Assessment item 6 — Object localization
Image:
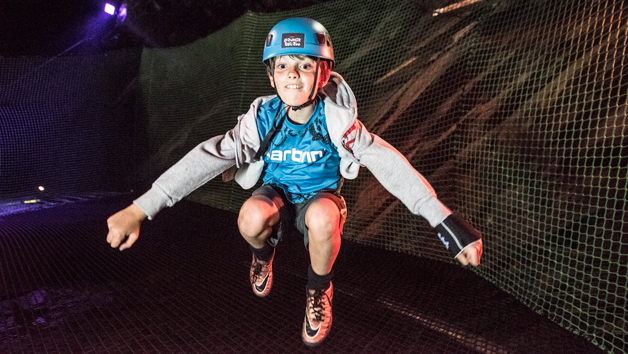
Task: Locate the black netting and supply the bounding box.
[0,198,606,353]
[0,48,143,205]
[135,1,627,352]
[1,0,626,352]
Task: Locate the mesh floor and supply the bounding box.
[2,1,627,351]
[0,197,603,353]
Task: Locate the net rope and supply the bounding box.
[138,1,626,351]
[1,0,625,352]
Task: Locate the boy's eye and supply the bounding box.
[276,64,286,69]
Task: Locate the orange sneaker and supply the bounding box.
[302,282,333,346]
[249,250,274,297]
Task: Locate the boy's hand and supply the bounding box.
[456,239,482,267]
[434,213,482,266]
[106,204,147,251]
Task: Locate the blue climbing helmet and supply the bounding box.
[262,17,334,65]
[262,18,335,112]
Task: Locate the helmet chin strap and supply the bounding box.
[271,57,321,112]
[255,58,321,161]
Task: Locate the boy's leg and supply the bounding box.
[238,194,280,249]
[299,194,346,346]
[305,197,342,276]
[238,187,284,297]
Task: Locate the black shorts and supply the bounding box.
[252,184,347,249]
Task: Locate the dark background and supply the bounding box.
[1,1,625,351]
[0,0,339,56]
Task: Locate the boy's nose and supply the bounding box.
[288,68,299,78]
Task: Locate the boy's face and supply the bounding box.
[268,55,323,107]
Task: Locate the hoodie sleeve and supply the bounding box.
[343,119,452,227]
[133,97,268,220]
[133,134,237,219]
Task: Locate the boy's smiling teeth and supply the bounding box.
[286,85,302,89]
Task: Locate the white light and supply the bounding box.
[38,186,45,191]
[433,0,483,16]
[104,3,116,15]
[375,57,416,84]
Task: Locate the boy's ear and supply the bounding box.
[268,72,275,88]
[318,71,331,88]
[318,75,330,88]
[317,61,332,88]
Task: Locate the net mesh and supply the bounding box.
[1,0,626,352]
[0,49,142,204]
[137,0,627,352]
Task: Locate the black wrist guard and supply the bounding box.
[434,213,482,258]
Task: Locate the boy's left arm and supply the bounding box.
[343,120,482,266]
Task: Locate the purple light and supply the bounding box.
[104,3,116,15]
[117,4,127,22]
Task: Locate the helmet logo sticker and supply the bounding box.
[282,33,305,48]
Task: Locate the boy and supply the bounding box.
[106,17,483,347]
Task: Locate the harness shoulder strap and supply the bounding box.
[254,108,287,161]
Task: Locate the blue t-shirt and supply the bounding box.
[257,97,342,203]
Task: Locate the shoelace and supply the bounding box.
[307,289,329,322]
[250,257,267,284]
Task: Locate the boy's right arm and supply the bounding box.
[105,135,238,251]
[106,203,147,251]
[105,96,270,250]
[104,137,236,251]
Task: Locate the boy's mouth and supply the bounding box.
[285,85,302,89]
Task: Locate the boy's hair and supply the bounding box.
[265,55,332,88]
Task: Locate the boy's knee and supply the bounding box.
[306,199,340,241]
[238,197,277,237]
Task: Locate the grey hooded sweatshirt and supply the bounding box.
[134,72,451,227]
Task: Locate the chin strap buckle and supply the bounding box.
[290,99,315,111]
